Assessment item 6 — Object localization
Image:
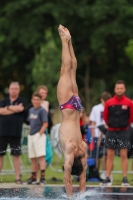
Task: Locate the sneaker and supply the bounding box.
[100,172,106,180]
[39,177,46,185]
[26,177,37,185]
[102,177,112,186]
[110,173,113,183]
[121,177,130,186]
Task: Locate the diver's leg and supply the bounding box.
[68,39,78,96]
[57,25,73,105]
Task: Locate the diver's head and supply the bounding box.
[62,157,83,176]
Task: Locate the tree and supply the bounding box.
[1,0,133,111]
[125,39,133,98]
[32,30,60,106]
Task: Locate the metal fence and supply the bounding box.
[1,124,133,176]
[1,124,30,175]
[1,124,63,175]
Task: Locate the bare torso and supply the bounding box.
[59,109,85,157]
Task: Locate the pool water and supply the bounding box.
[0,186,133,200]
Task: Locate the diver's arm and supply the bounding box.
[64,162,73,199]
[79,143,87,193]
[79,164,87,193]
[64,144,74,199]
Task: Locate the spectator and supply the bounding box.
[24,85,51,182]
[80,107,87,140]
[36,85,53,133]
[89,92,111,171]
[85,113,90,126]
[84,114,94,154]
[36,85,49,112]
[80,112,94,155]
[24,85,53,133]
[103,80,133,186]
[36,85,53,176]
[0,82,26,184]
[127,123,133,181]
[27,92,48,185]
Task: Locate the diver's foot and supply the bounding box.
[58,24,71,40]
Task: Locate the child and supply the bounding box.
[27,92,48,184]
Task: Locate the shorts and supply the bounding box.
[0,137,21,156]
[106,130,130,149]
[28,132,46,159]
[127,125,133,158]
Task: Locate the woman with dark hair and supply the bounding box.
[57,25,87,199]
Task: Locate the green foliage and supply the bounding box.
[32,30,60,105]
[0,0,133,110]
[125,39,133,65]
[1,153,133,185]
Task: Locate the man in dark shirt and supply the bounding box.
[103,80,133,186]
[0,82,26,184]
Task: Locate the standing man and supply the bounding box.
[0,82,26,184]
[89,92,111,171]
[103,80,133,186]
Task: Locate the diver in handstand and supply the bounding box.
[57,24,87,199]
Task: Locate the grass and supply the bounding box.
[0,151,64,184]
[0,150,133,186]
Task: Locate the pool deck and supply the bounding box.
[0,183,133,188]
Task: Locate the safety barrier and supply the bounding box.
[1,124,133,177]
[1,124,30,175]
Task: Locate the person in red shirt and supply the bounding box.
[80,107,86,140]
[103,80,133,186]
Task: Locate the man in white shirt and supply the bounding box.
[89,92,111,176]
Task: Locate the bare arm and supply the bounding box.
[64,143,74,199]
[0,107,15,115]
[79,166,87,194]
[79,142,87,194]
[64,162,73,199]
[39,122,48,135]
[90,121,96,138]
[8,103,24,113]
